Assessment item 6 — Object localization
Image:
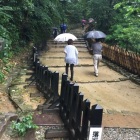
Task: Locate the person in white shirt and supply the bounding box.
[64,39,78,81]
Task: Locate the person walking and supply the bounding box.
[84,19,95,50]
[63,24,67,33]
[64,39,78,81]
[81,19,86,29]
[60,23,67,33]
[52,27,58,38]
[91,39,102,77]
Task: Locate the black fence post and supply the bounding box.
[48,71,60,109]
[60,73,67,101]
[51,71,59,100]
[81,99,91,139]
[75,92,84,139]
[65,81,74,125]
[62,81,73,124]
[45,70,52,97]
[69,83,79,125]
[90,104,103,127]
[39,65,45,91]
[59,74,68,119]
[37,65,43,90]
[68,83,79,140]
[42,66,48,92]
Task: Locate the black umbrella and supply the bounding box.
[84,30,106,39]
[83,31,90,39]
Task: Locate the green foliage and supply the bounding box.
[85,0,119,32]
[0,70,5,83]
[107,0,140,53]
[11,114,38,137]
[66,0,88,23]
[0,0,62,54]
[0,0,63,80]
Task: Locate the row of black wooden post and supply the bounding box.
[31,47,103,139]
[60,74,103,140]
[35,60,59,106]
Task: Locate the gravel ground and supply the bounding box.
[102,127,140,140]
[35,126,140,140]
[1,119,140,140]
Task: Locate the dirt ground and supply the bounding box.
[0,28,140,115]
[0,28,140,140]
[0,91,16,113]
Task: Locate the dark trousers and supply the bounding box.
[65,63,74,81]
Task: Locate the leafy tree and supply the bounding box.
[84,0,119,32]
[0,0,63,82]
[107,0,140,53]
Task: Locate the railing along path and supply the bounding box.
[26,28,140,139]
[27,38,103,139]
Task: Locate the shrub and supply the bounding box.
[11,114,38,136]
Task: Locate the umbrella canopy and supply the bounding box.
[54,33,77,42]
[83,31,91,39]
[88,18,94,23]
[82,19,86,23]
[85,30,106,39]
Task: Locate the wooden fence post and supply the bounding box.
[90,104,103,127]
[81,99,91,140]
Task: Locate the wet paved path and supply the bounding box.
[0,28,140,140]
[39,28,140,128]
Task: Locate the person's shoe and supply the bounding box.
[95,73,98,77]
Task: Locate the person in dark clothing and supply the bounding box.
[60,24,63,33]
[60,23,67,33]
[53,28,58,38]
[63,24,67,33]
[85,20,95,50]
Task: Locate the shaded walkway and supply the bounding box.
[39,28,140,128]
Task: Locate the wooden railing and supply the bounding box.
[60,74,103,140]
[28,47,103,139]
[102,44,140,76]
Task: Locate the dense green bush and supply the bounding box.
[0,0,63,82]
[107,0,140,53]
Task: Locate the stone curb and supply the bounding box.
[0,112,18,139]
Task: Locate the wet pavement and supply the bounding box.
[0,28,140,139]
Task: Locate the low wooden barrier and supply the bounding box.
[103,44,140,76]
[29,47,103,139]
[60,74,103,140]
[33,60,59,106]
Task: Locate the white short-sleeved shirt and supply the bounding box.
[64,45,78,65]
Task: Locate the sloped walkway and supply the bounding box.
[39,28,140,129]
[0,28,140,140]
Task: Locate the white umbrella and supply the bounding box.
[54,33,78,42]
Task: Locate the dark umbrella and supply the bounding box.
[85,30,106,39]
[83,31,91,39]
